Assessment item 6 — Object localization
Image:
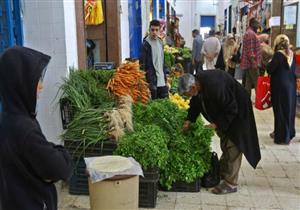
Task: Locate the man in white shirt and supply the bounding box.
[201,30,221,70]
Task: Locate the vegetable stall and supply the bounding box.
[59,61,214,208]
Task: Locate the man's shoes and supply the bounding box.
[211,181,237,195]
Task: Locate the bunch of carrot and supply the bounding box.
[107,61,150,104]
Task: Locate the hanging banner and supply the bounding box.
[85,0,104,25]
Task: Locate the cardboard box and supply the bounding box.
[89,175,139,210]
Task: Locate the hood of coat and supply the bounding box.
[0,46,51,118]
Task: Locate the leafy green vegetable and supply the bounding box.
[59,69,116,113]
[159,113,213,189]
[115,124,169,170]
[132,99,214,189]
[62,108,109,153]
[178,47,192,59]
[133,100,181,139]
[164,52,175,69]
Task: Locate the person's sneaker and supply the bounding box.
[211,181,237,195]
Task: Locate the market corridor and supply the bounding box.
[58,108,300,210]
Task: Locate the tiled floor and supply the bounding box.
[58,108,300,210]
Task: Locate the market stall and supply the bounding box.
[59,61,214,208]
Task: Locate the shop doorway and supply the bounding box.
[200,15,216,39]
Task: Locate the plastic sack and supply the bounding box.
[255,75,271,110]
[201,152,220,188]
[85,156,143,183]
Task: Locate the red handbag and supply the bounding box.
[255,75,271,110]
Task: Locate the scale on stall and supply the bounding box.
[94,62,115,70]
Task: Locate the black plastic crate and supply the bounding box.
[60,98,75,129]
[69,158,89,195]
[139,169,159,208]
[160,177,201,192]
[67,141,117,195]
[139,179,158,208]
[141,168,159,181]
[64,139,117,158]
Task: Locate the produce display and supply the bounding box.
[107,61,150,104]
[168,63,184,93]
[160,112,213,189]
[115,124,169,170]
[179,47,192,59]
[60,70,117,156]
[164,52,175,70]
[126,99,214,189]
[59,69,116,113]
[170,93,190,110]
[62,108,109,155]
[164,45,192,73]
[164,45,179,54]
[104,95,134,141]
[60,62,213,192]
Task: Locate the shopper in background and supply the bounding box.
[267,35,297,145]
[86,39,96,69]
[240,18,262,96]
[232,27,237,40]
[191,29,204,74]
[232,27,241,47]
[201,29,221,70]
[179,71,260,194]
[140,19,168,99]
[0,47,72,210]
[259,33,274,75]
[223,34,239,77]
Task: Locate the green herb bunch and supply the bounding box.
[131,99,214,189]
[115,124,169,170]
[133,99,182,139]
[159,111,214,189]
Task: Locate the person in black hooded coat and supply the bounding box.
[0,47,72,210]
[178,70,261,194]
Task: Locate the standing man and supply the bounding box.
[191,29,204,74]
[240,18,262,96]
[201,30,221,70]
[178,71,261,194]
[140,20,168,100]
